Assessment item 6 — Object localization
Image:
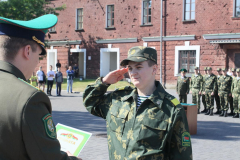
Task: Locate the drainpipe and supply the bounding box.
[160,0,163,84]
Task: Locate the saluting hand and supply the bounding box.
[102,68,128,85]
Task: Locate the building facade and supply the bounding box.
[37,0,240,88]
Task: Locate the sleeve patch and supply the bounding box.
[42,114,56,139]
[171,98,180,106]
[182,132,191,147]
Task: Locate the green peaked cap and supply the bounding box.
[0,14,58,34]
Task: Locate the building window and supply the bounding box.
[107,5,114,28]
[47,48,57,72]
[175,42,200,76]
[76,8,83,30]
[179,50,196,73]
[142,0,152,25]
[235,0,240,17]
[184,0,195,20]
[49,26,56,33]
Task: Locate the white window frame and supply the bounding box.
[47,46,58,72]
[233,0,240,17]
[141,0,152,25]
[183,0,195,21]
[76,8,83,30]
[174,41,200,76]
[105,5,114,28]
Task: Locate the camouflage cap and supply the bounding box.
[204,67,207,71]
[236,68,240,72]
[221,67,227,71]
[120,46,157,66]
[232,68,236,72]
[194,66,199,70]
[180,68,187,73]
[216,68,221,72]
[207,67,212,70]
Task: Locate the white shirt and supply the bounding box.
[36,70,43,81]
[47,70,55,81]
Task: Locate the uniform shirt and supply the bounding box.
[83,78,192,160]
[218,75,232,93]
[231,77,240,94]
[176,76,190,95]
[0,60,78,160]
[66,70,74,80]
[47,70,55,81]
[203,73,217,92]
[190,73,203,91]
[36,70,44,81]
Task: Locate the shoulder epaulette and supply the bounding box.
[18,78,41,91]
[165,94,180,107]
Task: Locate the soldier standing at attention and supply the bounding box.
[215,68,222,114]
[231,68,240,118]
[218,68,232,117]
[229,68,237,116]
[0,15,80,159]
[83,46,193,160]
[176,69,190,103]
[203,67,217,116]
[190,67,203,114]
[201,67,208,113]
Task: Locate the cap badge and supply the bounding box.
[32,36,45,47]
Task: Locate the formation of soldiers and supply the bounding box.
[176,67,240,118]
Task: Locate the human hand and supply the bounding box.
[199,91,201,95]
[66,151,82,160]
[229,93,232,97]
[232,95,234,98]
[102,68,128,85]
[202,92,205,95]
[190,91,192,94]
[211,92,214,96]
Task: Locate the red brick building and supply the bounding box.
[38,0,240,88]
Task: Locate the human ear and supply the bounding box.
[152,65,158,75]
[23,45,31,60]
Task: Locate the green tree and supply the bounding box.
[0,0,66,20]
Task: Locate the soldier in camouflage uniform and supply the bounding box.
[218,68,232,117]
[229,68,236,116]
[231,68,240,118]
[176,69,189,103]
[201,67,208,113]
[203,67,217,116]
[190,67,203,114]
[214,68,222,114]
[83,46,192,160]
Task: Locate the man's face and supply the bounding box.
[217,71,221,75]
[50,65,52,71]
[204,70,207,74]
[222,70,227,76]
[232,71,236,76]
[69,66,72,70]
[207,70,212,75]
[194,69,198,74]
[181,72,186,77]
[58,68,61,72]
[237,71,240,77]
[128,61,157,89]
[27,45,42,79]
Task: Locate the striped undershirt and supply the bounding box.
[137,95,150,109]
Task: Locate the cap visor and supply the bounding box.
[39,45,46,55]
[120,57,147,66]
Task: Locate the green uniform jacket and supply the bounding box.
[203,74,217,92]
[190,74,203,92]
[0,61,78,160]
[218,75,232,93]
[231,77,240,94]
[176,76,190,95]
[83,78,192,160]
[202,74,208,92]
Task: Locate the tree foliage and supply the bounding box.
[0,0,66,20]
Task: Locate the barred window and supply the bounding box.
[142,0,152,25]
[76,8,83,30]
[235,0,240,17]
[107,5,114,27]
[179,50,196,73]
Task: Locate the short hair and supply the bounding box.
[147,60,157,67]
[0,35,38,61]
[50,65,52,67]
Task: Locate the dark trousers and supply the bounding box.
[56,82,62,95]
[179,95,187,103]
[47,80,53,95]
[215,91,221,110]
[229,96,234,111]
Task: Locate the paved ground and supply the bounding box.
[50,89,240,160]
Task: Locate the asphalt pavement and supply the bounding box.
[49,89,240,160]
